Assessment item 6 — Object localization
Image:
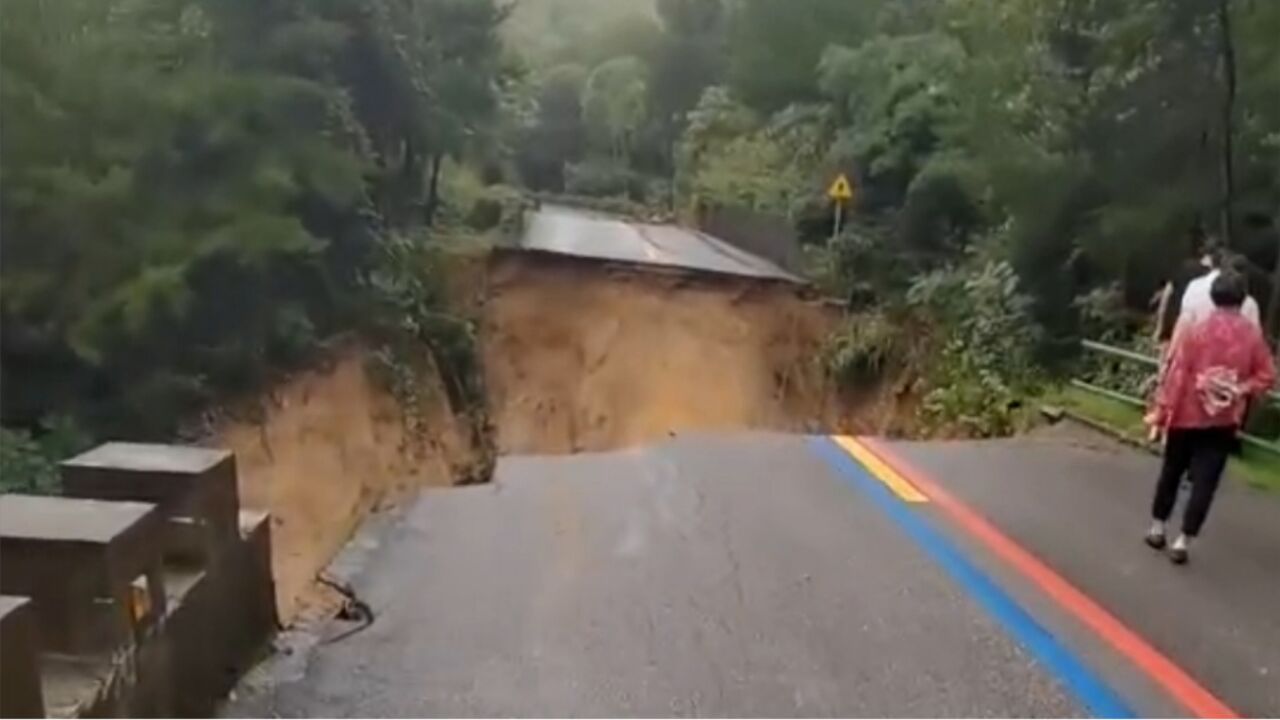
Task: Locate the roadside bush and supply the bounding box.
[0,416,93,495]
[565,159,644,200]
[359,231,495,483]
[0,429,59,495]
[361,234,485,419]
[466,197,505,231]
[529,192,651,220]
[909,260,1043,436]
[824,311,904,389]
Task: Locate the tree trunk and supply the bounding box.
[400,139,423,227]
[1217,0,1237,247]
[1267,219,1280,342]
[424,152,443,226]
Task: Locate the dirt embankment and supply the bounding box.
[213,348,471,621]
[211,249,916,621]
[482,252,911,454]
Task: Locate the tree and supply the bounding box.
[1217,0,1238,246]
[1,0,372,433]
[581,11,665,69]
[1233,0,1280,332]
[726,0,883,113]
[515,64,589,190]
[582,56,651,160]
[0,0,508,437]
[502,0,664,69]
[818,34,967,210]
[330,0,505,226]
[648,0,726,164]
[676,87,828,215]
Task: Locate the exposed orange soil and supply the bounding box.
[481,252,910,455]
[214,347,469,621]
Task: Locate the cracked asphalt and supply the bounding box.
[225,430,1280,717]
[520,205,800,282]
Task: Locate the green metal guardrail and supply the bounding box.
[1075,340,1280,456]
[1080,339,1280,405]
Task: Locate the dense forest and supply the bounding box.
[1,0,514,477]
[3,0,1279,478]
[504,0,1280,319]
[499,0,1280,434]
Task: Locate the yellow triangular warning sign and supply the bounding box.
[827,173,854,201]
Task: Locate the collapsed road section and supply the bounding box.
[480,205,909,454]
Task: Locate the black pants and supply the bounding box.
[1151,426,1235,536]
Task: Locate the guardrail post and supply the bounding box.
[0,596,45,719]
[1076,338,1280,456]
[0,495,166,654]
[60,443,239,568]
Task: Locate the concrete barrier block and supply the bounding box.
[0,596,45,719]
[61,443,239,567]
[0,495,166,654]
[167,510,277,716]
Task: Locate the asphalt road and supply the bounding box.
[893,431,1280,717]
[520,205,800,282]
[224,427,1280,717]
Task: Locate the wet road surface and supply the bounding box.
[225,428,1280,717]
[894,433,1280,717]
[520,206,800,282]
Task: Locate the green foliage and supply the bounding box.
[676,88,830,215]
[436,161,527,234]
[502,0,659,70]
[582,56,651,160]
[727,0,884,112]
[502,0,726,192]
[1074,320,1160,403]
[0,417,93,495]
[513,63,589,191]
[528,192,652,220]
[824,311,904,389]
[1047,385,1280,492]
[909,261,1043,436]
[501,0,1280,352]
[648,0,726,157]
[1,0,506,439]
[819,34,966,205]
[688,133,797,213]
[0,429,61,495]
[362,235,484,419]
[669,0,1280,434]
[565,159,646,200]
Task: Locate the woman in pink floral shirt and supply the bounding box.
[1144,271,1274,564]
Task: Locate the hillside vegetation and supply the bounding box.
[4,0,1279,479]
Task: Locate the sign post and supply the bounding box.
[827,173,855,245]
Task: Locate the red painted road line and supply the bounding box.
[859,437,1238,719]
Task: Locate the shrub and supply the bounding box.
[564,159,644,199]
[0,416,93,495]
[824,311,904,389]
[909,260,1043,436]
[466,197,505,231]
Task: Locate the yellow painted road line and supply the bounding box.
[831,436,929,503]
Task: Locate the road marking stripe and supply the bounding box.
[857,437,1238,719]
[832,435,928,502]
[812,436,1134,718]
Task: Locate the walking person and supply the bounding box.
[1176,247,1261,332]
[1144,271,1274,564]
[1152,233,1214,346]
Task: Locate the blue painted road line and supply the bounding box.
[810,436,1136,719]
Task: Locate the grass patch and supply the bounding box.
[1234,445,1280,492]
[1041,385,1280,492]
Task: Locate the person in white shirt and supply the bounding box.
[1177,251,1261,331]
